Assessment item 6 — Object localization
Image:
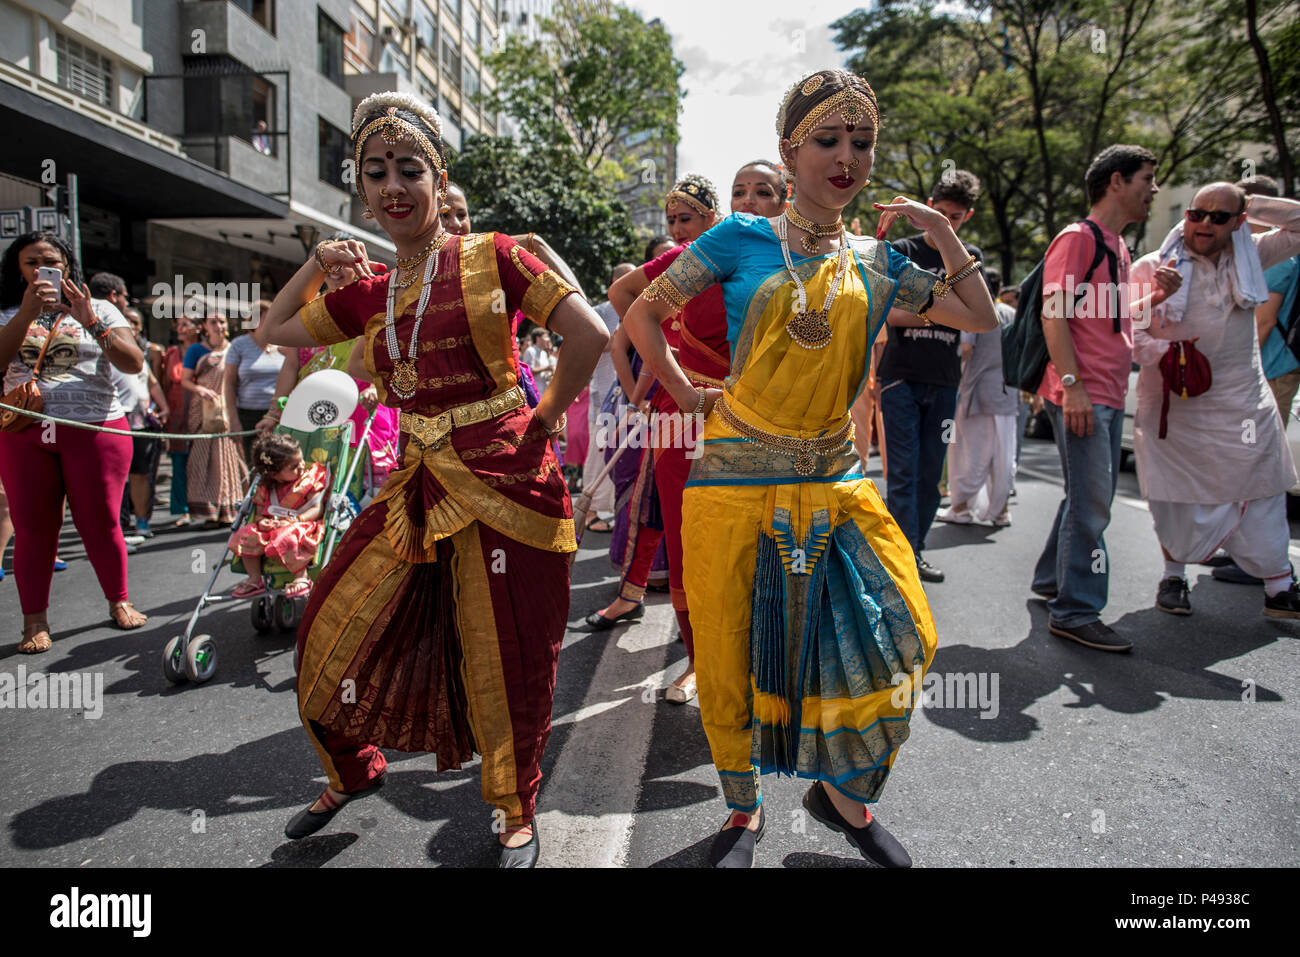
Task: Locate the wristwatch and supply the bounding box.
[1061,373,1079,387]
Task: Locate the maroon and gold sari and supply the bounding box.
[294,233,578,826]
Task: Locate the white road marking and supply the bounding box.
[536,602,679,867]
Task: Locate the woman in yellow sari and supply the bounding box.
[624,69,997,867]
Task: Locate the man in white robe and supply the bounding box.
[938,298,1019,526]
[1131,184,1300,618]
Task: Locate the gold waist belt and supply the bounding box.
[715,395,854,477]
[670,348,726,389]
[399,384,526,450]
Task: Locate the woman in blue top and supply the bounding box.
[624,69,997,868]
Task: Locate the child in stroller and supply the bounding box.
[228,432,328,600]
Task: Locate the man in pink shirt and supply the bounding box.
[1031,145,1163,652]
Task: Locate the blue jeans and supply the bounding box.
[1032,400,1124,627]
[880,378,958,555]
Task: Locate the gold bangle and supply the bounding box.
[543,411,566,435]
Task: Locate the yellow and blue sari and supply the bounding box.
[660,213,940,813]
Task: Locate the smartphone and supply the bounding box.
[35,267,65,307]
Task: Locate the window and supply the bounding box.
[465,6,481,47]
[462,63,479,100]
[229,0,275,35]
[440,38,461,89]
[446,0,462,22]
[318,10,345,87]
[380,41,409,75]
[346,11,377,70]
[181,56,277,156]
[439,96,462,151]
[414,2,438,54]
[319,117,349,188]
[56,33,113,107]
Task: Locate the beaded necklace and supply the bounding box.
[384,234,447,398]
[776,214,848,350]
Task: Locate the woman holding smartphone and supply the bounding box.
[0,231,149,654]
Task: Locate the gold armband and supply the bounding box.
[642,274,690,311]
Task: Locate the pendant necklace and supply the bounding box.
[776,214,848,350]
[384,234,447,398]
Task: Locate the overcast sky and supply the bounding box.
[625,0,860,200]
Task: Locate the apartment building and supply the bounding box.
[0,0,505,336]
[342,0,498,152]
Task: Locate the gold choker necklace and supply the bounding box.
[784,207,843,254]
[396,233,445,270]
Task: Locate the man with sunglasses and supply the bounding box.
[1131,181,1300,619]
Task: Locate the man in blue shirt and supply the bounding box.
[1243,176,1300,424]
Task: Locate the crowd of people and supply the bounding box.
[2,67,1298,870]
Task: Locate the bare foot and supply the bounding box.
[309,786,348,813]
[599,596,639,619]
[725,806,762,832]
[822,781,871,829]
[500,822,534,847]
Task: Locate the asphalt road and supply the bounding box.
[1,436,1297,868]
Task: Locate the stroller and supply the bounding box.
[162,371,376,685]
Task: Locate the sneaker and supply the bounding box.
[135,519,154,539]
[1156,577,1191,615]
[1212,562,1262,586]
[1263,581,1300,620]
[801,782,911,868]
[916,557,944,583]
[122,534,146,546]
[1049,619,1132,653]
[936,506,973,525]
[125,543,138,555]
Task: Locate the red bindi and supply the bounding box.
[845,124,857,132]
[385,151,394,159]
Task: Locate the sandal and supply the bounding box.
[231,580,266,599]
[18,622,52,655]
[584,517,613,533]
[283,579,312,599]
[109,601,148,629]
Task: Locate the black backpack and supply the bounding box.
[1002,219,1118,392]
[1279,256,1300,364]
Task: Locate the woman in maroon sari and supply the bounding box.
[261,92,607,867]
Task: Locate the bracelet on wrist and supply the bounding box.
[543,411,566,435]
[692,389,707,415]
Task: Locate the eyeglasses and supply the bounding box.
[1185,208,1241,226]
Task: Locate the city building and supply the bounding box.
[342,0,499,153]
[0,0,497,341]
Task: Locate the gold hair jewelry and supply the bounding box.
[784,205,843,255]
[352,107,443,202]
[801,75,825,96]
[260,452,274,466]
[664,175,717,217]
[788,87,879,145]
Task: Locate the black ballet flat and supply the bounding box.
[498,822,540,868]
[583,604,645,631]
[709,811,765,868]
[802,782,911,868]
[283,775,386,840]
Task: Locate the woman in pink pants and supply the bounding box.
[0,232,148,654]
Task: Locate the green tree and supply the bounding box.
[482,0,685,171]
[448,134,640,297]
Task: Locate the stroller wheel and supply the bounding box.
[183,635,218,684]
[250,595,274,634]
[274,595,299,632]
[162,636,187,684]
